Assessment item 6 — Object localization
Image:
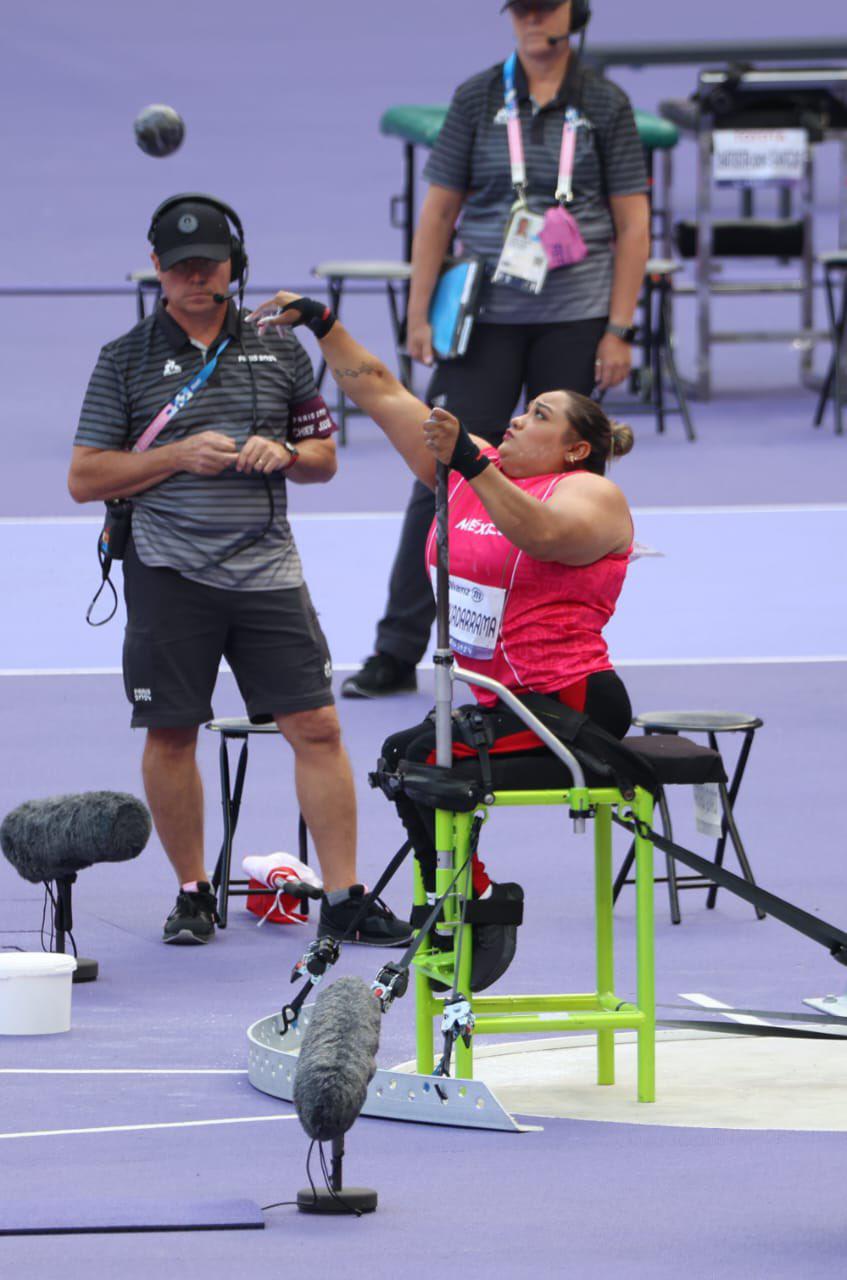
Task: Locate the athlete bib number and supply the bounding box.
[431,569,506,660]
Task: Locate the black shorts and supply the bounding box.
[121,538,334,729]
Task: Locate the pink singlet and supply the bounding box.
[424,448,631,707]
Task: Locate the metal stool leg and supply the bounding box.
[813,355,835,427]
[705,728,760,916]
[612,840,635,903]
[386,282,412,389]
[653,286,666,435]
[717,779,766,920]
[828,268,847,436]
[658,792,681,926]
[659,286,697,442]
[212,736,249,928]
[297,812,311,919]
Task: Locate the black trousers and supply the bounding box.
[380,671,631,894]
[376,317,607,664]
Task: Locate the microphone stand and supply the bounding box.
[52,874,98,984]
[296,1133,378,1215]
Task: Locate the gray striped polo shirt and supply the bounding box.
[424,59,648,324]
[74,302,335,591]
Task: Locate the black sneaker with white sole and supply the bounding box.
[318,885,413,947]
[163,882,218,945]
[341,653,417,699]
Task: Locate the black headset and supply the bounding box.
[147,192,248,284]
[570,0,591,33]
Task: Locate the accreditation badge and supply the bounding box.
[492,206,548,295]
[430,568,506,660]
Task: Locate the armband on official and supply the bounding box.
[449,422,490,481]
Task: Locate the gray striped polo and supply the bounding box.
[423,59,648,324]
[74,301,335,591]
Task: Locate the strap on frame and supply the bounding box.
[615,812,847,966]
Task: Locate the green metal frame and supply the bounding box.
[413,785,656,1102]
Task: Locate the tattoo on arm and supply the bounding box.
[332,362,384,381]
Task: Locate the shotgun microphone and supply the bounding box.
[293,976,381,1142]
[1,792,152,882]
[292,976,381,1215]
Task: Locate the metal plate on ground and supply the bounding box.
[803,994,847,1019]
[247,1010,529,1133]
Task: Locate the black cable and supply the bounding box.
[40,882,77,957]
[85,537,119,627]
[318,1142,363,1218]
[261,1138,319,1212]
[41,883,54,952]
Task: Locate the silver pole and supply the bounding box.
[433,459,453,773]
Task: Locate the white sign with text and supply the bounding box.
[712,129,808,186]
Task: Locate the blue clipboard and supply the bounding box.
[428,256,483,360]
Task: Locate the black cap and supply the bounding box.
[501,0,566,10]
[151,200,232,270]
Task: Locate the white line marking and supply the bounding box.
[2,655,846,678]
[1,503,845,528]
[631,504,847,516]
[0,1068,247,1076]
[616,655,847,668]
[680,992,771,1028]
[0,1114,298,1140]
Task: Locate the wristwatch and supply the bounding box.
[605,322,637,344]
[281,440,300,469]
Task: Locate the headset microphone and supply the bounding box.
[547,32,569,45]
[212,291,236,304]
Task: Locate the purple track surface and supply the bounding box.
[3,3,847,1275]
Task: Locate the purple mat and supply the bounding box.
[0,1198,263,1236]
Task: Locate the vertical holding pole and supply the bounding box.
[594,803,615,1086]
[433,460,453,772]
[413,855,435,1074]
[634,790,656,1103]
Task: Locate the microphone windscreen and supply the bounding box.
[0,792,152,883]
[293,976,382,1142]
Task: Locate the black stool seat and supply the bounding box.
[634,710,762,734]
[819,250,847,268]
[624,734,726,786]
[205,718,281,738]
[615,708,764,926]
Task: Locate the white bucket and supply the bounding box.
[0,953,77,1035]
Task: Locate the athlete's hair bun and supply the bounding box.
[609,421,634,459]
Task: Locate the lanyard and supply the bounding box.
[134,336,232,453]
[503,52,578,206]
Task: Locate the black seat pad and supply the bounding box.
[623,734,727,786]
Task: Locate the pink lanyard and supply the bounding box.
[503,52,578,206]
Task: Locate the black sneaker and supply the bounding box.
[470,881,524,992]
[318,885,413,947]
[341,653,417,699]
[162,882,218,945]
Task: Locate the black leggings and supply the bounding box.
[380,670,632,893]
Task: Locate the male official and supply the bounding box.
[68,193,410,947]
